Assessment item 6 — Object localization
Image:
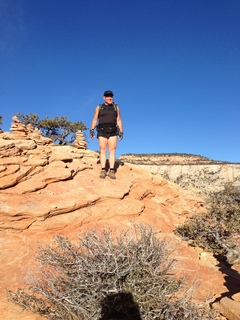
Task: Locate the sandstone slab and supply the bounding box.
[220,297,240,320]
[0,137,239,319]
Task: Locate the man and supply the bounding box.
[90,90,123,179]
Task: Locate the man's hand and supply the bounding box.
[90,129,95,140]
[118,132,123,140]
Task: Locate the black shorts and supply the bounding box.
[97,124,118,139]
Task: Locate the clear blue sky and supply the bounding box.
[1,0,240,162]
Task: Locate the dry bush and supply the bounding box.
[8,224,215,319]
[175,184,240,264]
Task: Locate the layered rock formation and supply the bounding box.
[0,134,239,319]
[120,154,240,194]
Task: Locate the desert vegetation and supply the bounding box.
[162,168,232,196]
[8,224,217,320]
[175,183,240,264]
[15,112,87,145]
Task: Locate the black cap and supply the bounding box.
[103,90,114,97]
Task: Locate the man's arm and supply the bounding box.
[91,106,99,130]
[116,106,123,132]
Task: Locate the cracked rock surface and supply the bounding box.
[0,136,239,319]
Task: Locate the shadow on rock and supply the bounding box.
[213,255,240,303]
[99,292,142,320]
[96,159,124,172]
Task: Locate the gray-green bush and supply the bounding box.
[8,224,216,319]
[175,184,240,264]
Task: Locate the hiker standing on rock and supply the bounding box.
[90,90,123,179]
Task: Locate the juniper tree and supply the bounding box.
[16,112,86,145]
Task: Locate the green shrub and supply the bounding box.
[175,184,240,263]
[8,224,216,319]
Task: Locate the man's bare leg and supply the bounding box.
[98,136,108,169]
[108,136,117,170]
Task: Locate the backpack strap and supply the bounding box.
[98,103,118,117]
[114,102,118,113]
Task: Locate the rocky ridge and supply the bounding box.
[120,153,240,194]
[0,132,240,319]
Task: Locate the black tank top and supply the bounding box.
[98,104,117,125]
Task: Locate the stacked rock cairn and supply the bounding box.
[74,130,87,149]
[10,116,29,139]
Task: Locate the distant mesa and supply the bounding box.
[119,153,236,165]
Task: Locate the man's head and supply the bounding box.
[103,90,114,105]
[103,90,114,97]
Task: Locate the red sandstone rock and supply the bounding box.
[0,135,239,320]
[219,297,240,320]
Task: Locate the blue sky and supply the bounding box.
[1,0,240,162]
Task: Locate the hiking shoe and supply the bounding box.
[108,170,116,180]
[99,169,106,179]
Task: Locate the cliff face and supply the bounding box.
[0,136,240,319]
[120,153,216,165]
[120,154,240,194]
